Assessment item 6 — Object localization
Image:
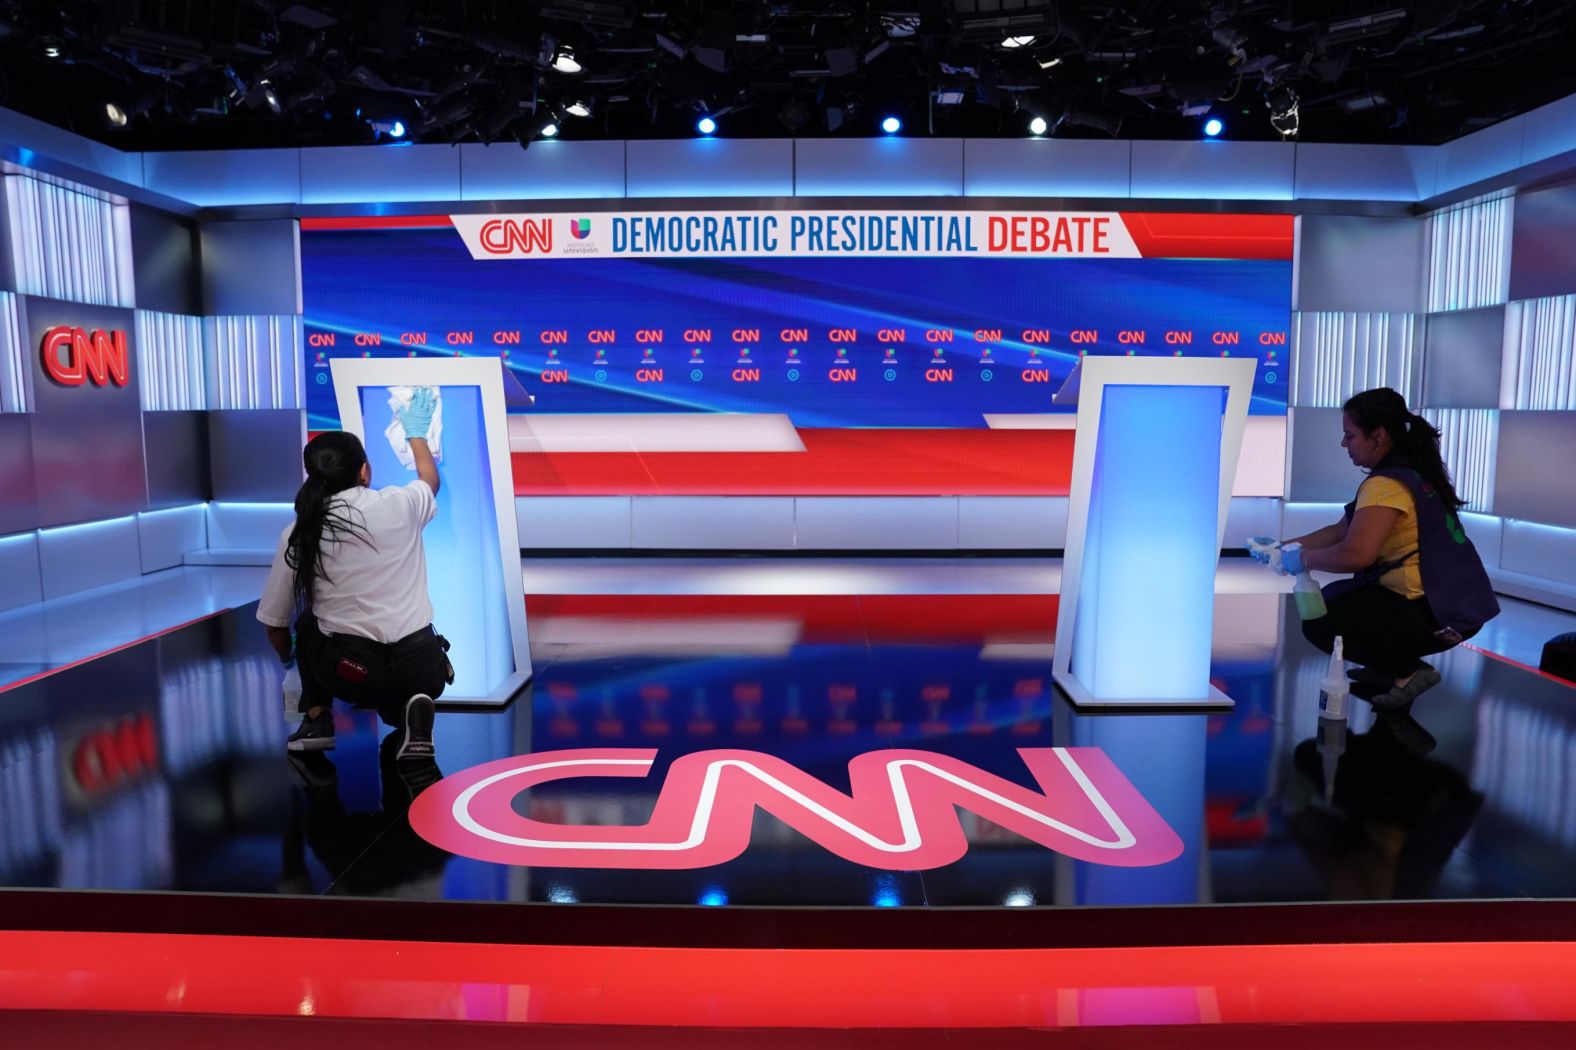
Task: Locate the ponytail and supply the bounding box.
[285,432,373,606]
[1343,388,1467,511]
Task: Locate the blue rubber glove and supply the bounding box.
[1245,536,1279,563]
[1274,543,1307,576]
[396,387,438,440]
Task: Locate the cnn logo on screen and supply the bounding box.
[40,326,130,388]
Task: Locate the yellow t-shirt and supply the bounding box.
[1355,476,1424,599]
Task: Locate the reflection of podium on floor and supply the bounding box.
[330,358,532,706]
[1052,357,1256,710]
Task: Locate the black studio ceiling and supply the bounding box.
[0,1,1572,151]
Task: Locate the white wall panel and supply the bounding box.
[1500,520,1576,590]
[1281,502,1348,540]
[134,310,206,411]
[36,515,141,600]
[204,315,304,410]
[627,140,793,198]
[1435,118,1527,195]
[1502,295,1576,410]
[1130,140,1295,200]
[1293,143,1437,202]
[204,502,293,552]
[459,140,626,201]
[3,174,134,308]
[299,144,461,204]
[632,497,795,549]
[1420,408,1498,514]
[1291,311,1418,408]
[136,504,207,574]
[1427,195,1512,312]
[957,497,1068,549]
[1459,511,1502,570]
[141,149,302,207]
[794,139,964,197]
[516,497,632,549]
[1224,499,1283,549]
[794,497,958,550]
[0,291,25,412]
[962,139,1131,198]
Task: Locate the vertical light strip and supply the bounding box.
[202,315,303,409]
[1291,311,1418,408]
[0,291,27,413]
[133,311,206,411]
[1502,295,1576,410]
[1421,407,1498,513]
[1,173,134,308]
[1426,194,1512,313]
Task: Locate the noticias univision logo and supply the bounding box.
[570,218,592,240]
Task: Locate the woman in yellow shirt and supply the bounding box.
[1278,388,1498,710]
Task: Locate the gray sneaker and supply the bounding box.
[395,693,436,760]
[1370,664,1442,711]
[286,710,336,751]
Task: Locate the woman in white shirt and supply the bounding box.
[258,389,449,757]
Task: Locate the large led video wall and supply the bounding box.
[302,208,1293,495]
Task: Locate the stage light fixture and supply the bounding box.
[1001,35,1036,48]
[1267,86,1299,139]
[541,120,560,138]
[697,115,717,135]
[36,36,63,59]
[390,120,406,138]
[1203,117,1223,137]
[552,46,581,74]
[103,102,130,128]
[1028,115,1048,136]
[260,79,281,115]
[565,100,593,118]
[881,115,902,134]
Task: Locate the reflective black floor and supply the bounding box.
[3,589,1574,909]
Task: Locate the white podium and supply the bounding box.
[330,358,532,706]
[1052,357,1256,710]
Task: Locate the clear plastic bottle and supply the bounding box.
[1293,571,1328,620]
[1318,636,1349,719]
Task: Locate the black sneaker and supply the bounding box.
[287,710,336,751]
[395,693,436,760]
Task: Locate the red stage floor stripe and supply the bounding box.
[2,933,1575,1028]
[1461,643,1576,690]
[524,593,1059,643]
[513,428,1076,495]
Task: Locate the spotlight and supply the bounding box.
[1203,117,1223,137]
[565,100,593,118]
[697,115,717,135]
[35,36,63,59]
[1001,35,1036,48]
[370,117,406,139]
[1268,86,1300,139]
[103,102,130,128]
[1028,115,1048,136]
[260,79,281,115]
[540,121,560,138]
[881,115,901,134]
[552,46,581,74]
[390,119,406,139]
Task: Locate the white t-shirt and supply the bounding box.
[257,480,437,643]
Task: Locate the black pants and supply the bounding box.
[1301,582,1469,677]
[295,614,449,727]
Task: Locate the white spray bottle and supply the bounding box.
[1316,636,1349,801]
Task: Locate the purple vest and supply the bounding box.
[1341,464,1500,637]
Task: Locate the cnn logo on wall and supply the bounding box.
[40,325,130,387]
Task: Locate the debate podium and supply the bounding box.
[330,357,532,706]
[1052,357,1256,710]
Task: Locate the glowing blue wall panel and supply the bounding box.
[627,139,793,198]
[632,497,795,550]
[1522,93,1576,169]
[794,497,957,550]
[141,149,303,207]
[1130,141,1295,201]
[794,138,964,197]
[300,144,461,205]
[0,107,144,187]
[1501,520,1576,589]
[1070,385,1221,699]
[358,386,513,695]
[1294,143,1438,202]
[204,502,292,551]
[961,139,1131,198]
[36,515,140,600]
[0,532,43,611]
[1437,119,1525,195]
[459,141,625,201]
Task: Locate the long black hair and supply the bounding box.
[285,431,374,605]
[1343,387,1466,511]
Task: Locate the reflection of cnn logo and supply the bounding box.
[478,218,553,255]
[41,325,130,387]
[409,747,1182,871]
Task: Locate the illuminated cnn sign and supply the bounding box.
[409,746,1182,870]
[40,325,130,387]
[477,217,553,256]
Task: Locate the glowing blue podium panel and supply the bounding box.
[1053,358,1255,710]
[330,358,531,706]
